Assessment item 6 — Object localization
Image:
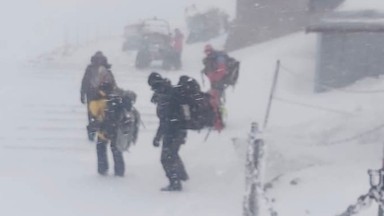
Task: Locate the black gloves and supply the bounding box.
[81,94,86,104]
[153,136,161,147]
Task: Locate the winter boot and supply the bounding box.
[111,144,125,177]
[114,173,124,177]
[161,180,182,192]
[98,169,108,176]
[179,170,189,182]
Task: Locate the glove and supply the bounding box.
[176,131,187,145]
[81,94,86,104]
[153,136,161,147]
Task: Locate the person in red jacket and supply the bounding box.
[202,44,228,130]
[172,28,184,70]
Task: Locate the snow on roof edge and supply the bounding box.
[337,0,384,13]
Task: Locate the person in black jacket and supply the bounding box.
[80,51,116,141]
[148,72,189,191]
[88,81,134,176]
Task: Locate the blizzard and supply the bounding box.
[0,0,383,216]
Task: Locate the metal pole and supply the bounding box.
[379,143,384,216]
[243,122,260,216]
[243,122,267,216]
[201,70,205,88]
[382,143,384,170]
[263,60,281,129]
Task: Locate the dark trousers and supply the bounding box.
[174,52,182,70]
[161,129,188,183]
[96,137,125,176]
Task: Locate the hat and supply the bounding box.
[91,51,110,68]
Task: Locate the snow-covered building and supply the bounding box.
[226,0,344,51]
[307,0,384,92]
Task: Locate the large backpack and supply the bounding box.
[173,76,215,130]
[203,52,240,88]
[102,92,140,152]
[224,57,240,87]
[115,107,140,152]
[100,94,126,139]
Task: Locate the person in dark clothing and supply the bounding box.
[148,72,189,191]
[80,51,116,141]
[88,81,134,177]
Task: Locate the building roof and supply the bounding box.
[337,0,384,13]
[307,21,384,33]
[307,2,384,33]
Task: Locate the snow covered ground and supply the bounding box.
[3,3,384,216]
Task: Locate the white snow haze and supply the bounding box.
[0,0,383,216]
[0,0,235,63]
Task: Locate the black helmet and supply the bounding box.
[178,75,189,84]
[148,72,163,87]
[178,75,200,92]
[148,72,172,92]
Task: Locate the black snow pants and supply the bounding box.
[161,129,188,184]
[174,52,182,70]
[96,137,125,176]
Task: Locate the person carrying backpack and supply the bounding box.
[201,45,227,130]
[201,44,240,130]
[80,51,116,141]
[148,72,189,191]
[88,80,136,177]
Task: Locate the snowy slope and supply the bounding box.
[2,33,245,216]
[227,32,384,216]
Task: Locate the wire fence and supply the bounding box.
[268,60,384,146]
[274,96,354,116]
[325,123,384,145]
[336,183,384,216]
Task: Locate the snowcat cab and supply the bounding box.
[135,18,175,70]
[185,6,229,44]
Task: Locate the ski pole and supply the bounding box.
[201,70,205,87]
[140,119,147,129]
[204,128,212,142]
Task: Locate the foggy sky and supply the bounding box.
[0,0,185,62]
[0,0,234,63]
